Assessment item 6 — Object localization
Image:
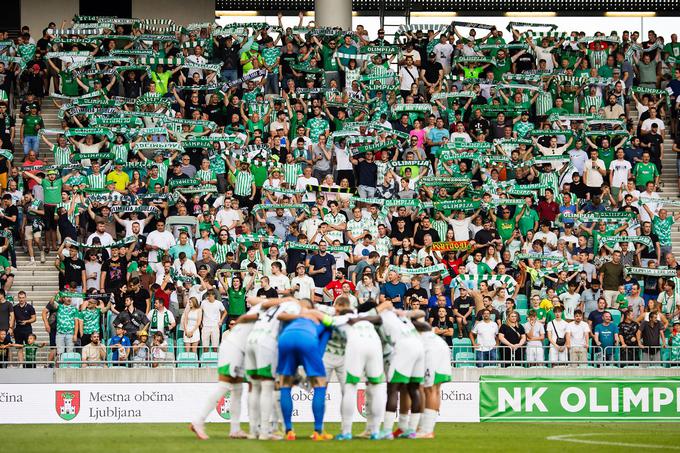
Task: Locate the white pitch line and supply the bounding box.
[546,433,680,450]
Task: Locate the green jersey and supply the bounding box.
[23,114,43,136]
[652,215,674,247]
[233,169,254,197]
[53,145,74,166]
[79,308,102,335]
[55,302,77,334]
[634,162,659,187]
[41,178,63,205]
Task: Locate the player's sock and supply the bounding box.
[312,386,327,433]
[383,411,396,433]
[341,383,357,434]
[398,413,409,431]
[274,389,283,432]
[249,380,262,435]
[230,383,243,434]
[369,383,387,433]
[408,412,421,432]
[422,408,437,433]
[193,381,230,426]
[280,386,294,433]
[259,380,275,436]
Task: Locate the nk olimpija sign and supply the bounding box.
[480,376,680,421]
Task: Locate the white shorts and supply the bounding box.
[245,335,278,379]
[323,352,346,382]
[422,332,452,387]
[345,332,384,384]
[387,336,425,384]
[217,337,245,378]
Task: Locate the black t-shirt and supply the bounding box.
[13,303,35,328]
[257,287,278,299]
[474,228,497,246]
[453,295,474,315]
[423,61,443,84]
[640,232,660,259]
[101,257,128,290]
[280,51,297,76]
[499,323,526,345]
[0,205,18,229]
[219,41,241,70]
[430,316,454,346]
[0,300,11,330]
[63,257,86,287]
[414,227,440,247]
[127,288,150,313]
[390,215,415,237]
[356,160,378,187]
[405,287,428,305]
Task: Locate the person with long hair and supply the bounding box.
[182,296,203,354]
[498,311,526,366]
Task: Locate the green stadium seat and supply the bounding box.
[515,309,528,324]
[167,336,175,358]
[201,352,218,368]
[455,352,475,367]
[177,352,199,368]
[515,295,528,310]
[176,337,185,354]
[60,352,82,368]
[451,337,473,357]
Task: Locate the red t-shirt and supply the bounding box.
[22,159,45,190]
[153,288,170,309]
[325,279,355,298]
[536,200,559,222]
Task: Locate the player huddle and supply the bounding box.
[190,295,452,440]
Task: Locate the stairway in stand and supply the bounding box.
[12,96,60,358]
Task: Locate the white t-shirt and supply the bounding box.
[547,318,569,345]
[145,230,176,263]
[269,273,291,294]
[472,320,499,352]
[641,118,665,133]
[433,42,453,67]
[559,292,582,320]
[215,208,241,237]
[200,299,225,327]
[610,159,632,188]
[566,321,591,348]
[296,176,319,203]
[399,65,419,91]
[449,218,471,241]
[584,159,606,187]
[86,231,114,247]
[291,275,316,299]
[334,145,352,170]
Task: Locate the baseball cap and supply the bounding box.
[32,63,40,71]
[114,158,125,165]
[115,323,125,329]
[250,43,259,51]
[46,169,58,176]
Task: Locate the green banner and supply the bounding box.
[480,376,680,421]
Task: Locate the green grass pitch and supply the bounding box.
[3,423,680,452]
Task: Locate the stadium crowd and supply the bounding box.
[0,13,679,370]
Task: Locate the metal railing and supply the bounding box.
[450,344,680,368]
[0,344,678,369]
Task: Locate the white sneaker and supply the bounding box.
[40,251,45,263]
[28,260,36,267]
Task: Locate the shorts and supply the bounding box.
[24,225,41,240]
[277,329,326,378]
[217,336,246,378]
[387,336,425,384]
[344,331,384,384]
[323,351,346,382]
[245,335,277,378]
[14,328,32,345]
[44,205,57,231]
[422,332,452,387]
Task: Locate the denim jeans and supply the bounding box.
[221,69,238,82]
[56,333,74,356]
[358,185,376,199]
[23,135,39,156]
[476,348,497,367]
[265,73,280,95]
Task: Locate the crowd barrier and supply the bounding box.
[1,377,679,423]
